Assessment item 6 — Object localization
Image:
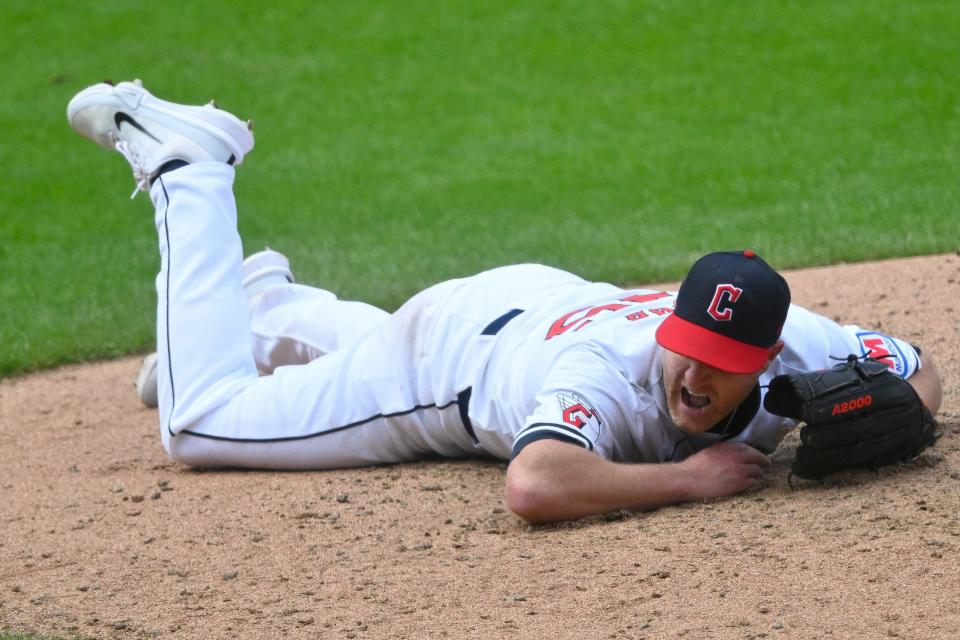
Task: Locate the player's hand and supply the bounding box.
[678,442,771,500]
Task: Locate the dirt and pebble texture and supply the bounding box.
[1,254,959,640]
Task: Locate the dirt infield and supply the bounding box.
[2,254,958,640]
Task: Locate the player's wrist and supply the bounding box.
[670,461,704,502]
[632,460,701,507]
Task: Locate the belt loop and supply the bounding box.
[481,308,524,336]
[457,388,478,444]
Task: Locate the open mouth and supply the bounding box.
[681,385,711,410]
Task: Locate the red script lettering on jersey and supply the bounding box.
[545,292,670,340]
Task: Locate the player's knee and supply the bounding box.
[165,434,218,468]
[164,435,193,467]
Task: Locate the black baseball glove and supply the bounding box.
[763,355,938,480]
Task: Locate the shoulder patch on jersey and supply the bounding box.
[556,391,603,439]
[853,331,919,379]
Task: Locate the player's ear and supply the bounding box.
[765,340,785,368]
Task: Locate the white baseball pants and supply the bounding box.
[150,163,482,469]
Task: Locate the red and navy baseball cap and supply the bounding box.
[655,250,791,374]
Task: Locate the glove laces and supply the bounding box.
[829,352,893,364]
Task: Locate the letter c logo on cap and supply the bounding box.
[707,284,743,321]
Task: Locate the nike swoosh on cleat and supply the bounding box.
[114,112,162,143]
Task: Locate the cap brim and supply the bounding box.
[655,314,771,374]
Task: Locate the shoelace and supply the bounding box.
[113,138,150,199]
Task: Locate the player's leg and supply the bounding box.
[153,163,269,449]
[152,168,470,467]
[248,279,389,374]
[136,248,389,408]
[240,247,390,370]
[135,247,294,408]
[67,80,472,468]
[135,250,389,407]
[68,79,256,433]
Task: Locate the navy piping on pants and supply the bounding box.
[157,175,178,438]
[179,398,463,443]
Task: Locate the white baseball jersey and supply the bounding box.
[462,272,920,462]
[151,164,921,470]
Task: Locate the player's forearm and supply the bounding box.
[505,440,694,523]
[908,352,942,415]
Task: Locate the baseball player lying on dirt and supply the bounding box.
[67,80,943,524]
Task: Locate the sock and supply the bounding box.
[150,160,190,185]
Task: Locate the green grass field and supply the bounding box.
[1,0,958,377]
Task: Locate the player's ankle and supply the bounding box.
[150,159,190,186]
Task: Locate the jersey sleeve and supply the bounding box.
[510,347,635,460]
[840,326,921,379]
[780,305,922,379]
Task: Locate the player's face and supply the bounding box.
[661,345,781,434]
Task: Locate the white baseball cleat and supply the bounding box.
[135,248,295,408]
[67,79,254,196]
[241,248,296,300]
[136,352,160,409]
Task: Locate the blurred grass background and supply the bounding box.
[1,0,958,376]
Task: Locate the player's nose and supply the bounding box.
[684,360,713,388]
